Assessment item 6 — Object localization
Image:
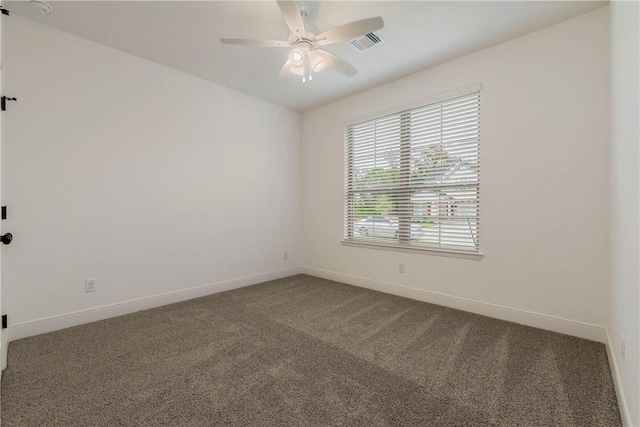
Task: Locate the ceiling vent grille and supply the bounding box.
[349,32,384,51]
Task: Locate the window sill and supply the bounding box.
[340,240,483,260]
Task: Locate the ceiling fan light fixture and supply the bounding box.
[310,53,325,72]
[290,49,304,65]
[289,63,304,76]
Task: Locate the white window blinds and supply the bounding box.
[344,90,480,253]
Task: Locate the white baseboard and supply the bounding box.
[8,265,606,344]
[1,329,7,370]
[302,267,606,343]
[605,329,632,427]
[9,267,302,342]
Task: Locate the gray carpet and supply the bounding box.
[1,275,621,426]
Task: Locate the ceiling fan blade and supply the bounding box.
[277,1,306,38]
[316,17,384,46]
[278,60,292,79]
[279,59,304,78]
[220,38,290,47]
[316,49,358,77]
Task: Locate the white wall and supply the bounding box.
[1,15,301,338]
[302,8,610,340]
[609,1,640,425]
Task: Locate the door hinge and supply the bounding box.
[2,315,7,329]
[1,96,17,111]
[2,206,6,220]
[0,7,9,16]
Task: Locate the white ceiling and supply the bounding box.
[5,1,606,112]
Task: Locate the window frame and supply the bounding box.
[341,83,483,260]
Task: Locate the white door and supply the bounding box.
[0,3,7,373]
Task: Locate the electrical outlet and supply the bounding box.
[85,279,96,293]
[399,263,405,273]
[283,251,288,260]
[621,335,626,361]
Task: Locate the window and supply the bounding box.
[344,87,480,255]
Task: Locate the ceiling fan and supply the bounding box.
[220,1,384,82]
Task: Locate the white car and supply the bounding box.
[355,216,424,239]
[355,216,397,238]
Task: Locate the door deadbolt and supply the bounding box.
[1,233,12,245]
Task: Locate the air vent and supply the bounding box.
[349,32,384,51]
